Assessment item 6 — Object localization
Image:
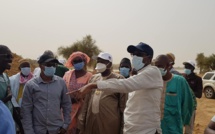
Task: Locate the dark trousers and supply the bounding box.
[13,111,24,134]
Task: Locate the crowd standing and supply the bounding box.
[0,42,205,134]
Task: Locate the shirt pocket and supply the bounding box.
[165,92,178,115]
[32,88,43,102]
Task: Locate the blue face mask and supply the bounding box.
[132,55,145,71]
[158,68,167,76]
[74,62,85,70]
[44,66,56,77]
[184,69,191,75]
[21,67,31,76]
[120,67,130,78]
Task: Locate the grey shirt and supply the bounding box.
[21,75,71,134]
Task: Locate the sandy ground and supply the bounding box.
[194,96,215,134]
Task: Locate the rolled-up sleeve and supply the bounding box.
[21,83,35,134]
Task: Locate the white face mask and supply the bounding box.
[132,55,145,71]
[95,63,107,73]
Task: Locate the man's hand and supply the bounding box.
[1,94,12,103]
[66,83,97,98]
[58,127,66,134]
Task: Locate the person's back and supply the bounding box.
[55,64,69,77]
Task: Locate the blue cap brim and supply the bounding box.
[127,45,138,53]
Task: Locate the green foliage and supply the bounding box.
[196,53,215,73]
[57,35,101,67]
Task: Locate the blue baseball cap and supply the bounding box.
[127,42,154,57]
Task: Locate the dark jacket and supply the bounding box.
[184,73,203,98]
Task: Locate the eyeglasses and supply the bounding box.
[42,63,57,67]
[0,54,13,59]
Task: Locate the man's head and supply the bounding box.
[0,45,13,73]
[119,58,131,78]
[166,53,175,66]
[127,42,153,71]
[18,59,31,76]
[154,54,171,79]
[38,52,60,77]
[95,52,112,74]
[183,60,195,75]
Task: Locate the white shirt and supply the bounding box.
[97,65,163,134]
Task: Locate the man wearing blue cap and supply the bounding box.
[69,42,163,134]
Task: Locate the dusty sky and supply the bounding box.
[1,0,215,67]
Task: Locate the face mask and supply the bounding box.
[73,62,85,70]
[95,63,107,73]
[159,68,167,76]
[44,66,56,77]
[21,67,31,76]
[184,69,191,75]
[120,67,130,78]
[132,55,145,71]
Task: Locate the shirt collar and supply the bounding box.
[37,75,57,84]
[138,64,151,73]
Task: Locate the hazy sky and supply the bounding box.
[1,0,215,67]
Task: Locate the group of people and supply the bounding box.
[0,42,207,134]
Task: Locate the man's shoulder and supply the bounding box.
[172,74,187,82]
[193,73,202,79]
[25,76,38,85]
[89,73,101,82]
[54,75,64,80]
[9,73,20,78]
[141,65,160,75]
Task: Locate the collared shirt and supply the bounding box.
[97,65,163,134]
[21,75,71,134]
[0,100,16,134]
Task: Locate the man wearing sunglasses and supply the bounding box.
[72,42,163,134]
[0,44,16,134]
[21,53,71,134]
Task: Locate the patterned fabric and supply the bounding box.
[63,70,92,134]
[19,73,33,84]
[69,72,86,92]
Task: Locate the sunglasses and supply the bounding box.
[72,59,83,64]
[0,54,13,59]
[42,63,57,67]
[131,51,148,57]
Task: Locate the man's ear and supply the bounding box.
[39,64,44,71]
[107,62,112,68]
